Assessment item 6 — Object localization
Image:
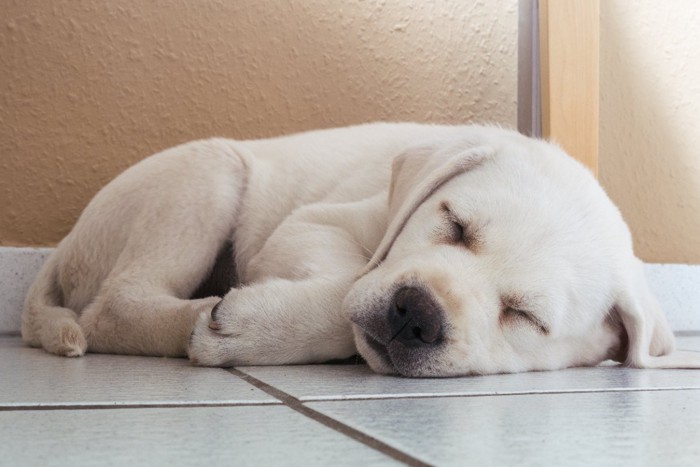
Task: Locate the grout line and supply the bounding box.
[0,401,280,412]
[674,331,700,337]
[294,386,700,403]
[229,368,430,467]
[0,332,20,338]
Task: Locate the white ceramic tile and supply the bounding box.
[240,362,700,401]
[0,338,276,407]
[0,406,397,466]
[309,390,700,466]
[0,247,51,333]
[676,335,700,352]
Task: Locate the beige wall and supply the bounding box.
[4,1,700,264]
[600,0,700,263]
[1,0,518,246]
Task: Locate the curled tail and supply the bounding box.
[21,253,87,357]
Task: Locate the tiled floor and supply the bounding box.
[2,336,700,466]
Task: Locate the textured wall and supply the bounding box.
[0,0,518,246]
[600,0,700,263]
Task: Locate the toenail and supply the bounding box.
[211,300,223,321]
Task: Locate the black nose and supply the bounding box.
[389,287,444,347]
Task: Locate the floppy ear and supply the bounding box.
[613,258,700,369]
[361,141,494,274]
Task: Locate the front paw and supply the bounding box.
[187,293,259,367]
[188,308,233,367]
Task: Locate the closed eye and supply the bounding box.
[448,219,465,243]
[439,202,479,250]
[502,307,550,335]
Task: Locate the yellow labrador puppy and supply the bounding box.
[21,123,700,376]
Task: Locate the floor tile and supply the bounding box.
[0,405,397,466]
[309,390,700,466]
[676,335,700,352]
[0,338,276,407]
[240,362,700,401]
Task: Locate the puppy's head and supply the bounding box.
[343,127,696,377]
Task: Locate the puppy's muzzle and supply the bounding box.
[390,287,444,347]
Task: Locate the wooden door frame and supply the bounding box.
[519,0,600,176]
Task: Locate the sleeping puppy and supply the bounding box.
[21,123,700,376]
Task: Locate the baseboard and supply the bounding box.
[644,263,700,332]
[1,247,699,334]
[0,247,53,334]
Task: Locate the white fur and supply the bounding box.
[21,123,700,376]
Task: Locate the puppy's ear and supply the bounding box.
[361,141,494,274]
[612,258,700,368]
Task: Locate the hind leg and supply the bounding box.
[22,253,89,357]
[32,306,87,358]
[27,139,248,357]
[77,186,244,357]
[80,287,221,357]
[77,225,237,357]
